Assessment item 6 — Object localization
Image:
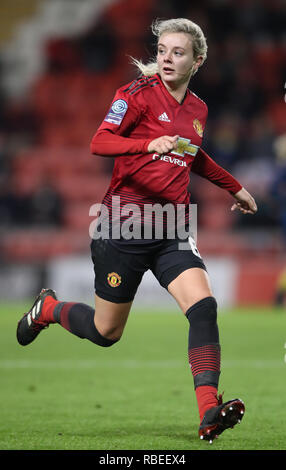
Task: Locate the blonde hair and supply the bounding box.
[131,18,208,77]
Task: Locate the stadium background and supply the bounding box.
[0,0,285,310]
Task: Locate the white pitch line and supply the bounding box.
[0,359,182,369]
[0,359,284,369]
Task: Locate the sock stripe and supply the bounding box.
[59,302,76,332]
[188,344,221,376]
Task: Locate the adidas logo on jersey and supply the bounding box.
[158,112,171,122]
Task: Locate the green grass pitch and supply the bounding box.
[0,301,285,451]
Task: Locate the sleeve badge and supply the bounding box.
[104,99,128,125]
[193,119,204,137]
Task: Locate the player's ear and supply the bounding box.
[193,55,203,74]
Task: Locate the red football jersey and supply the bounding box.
[93,74,208,204]
[90,74,242,234]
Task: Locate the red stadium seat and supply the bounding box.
[54,174,110,203]
[105,0,154,38]
[198,202,236,232]
[1,229,88,261]
[62,201,93,230]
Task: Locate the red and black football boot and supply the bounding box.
[16,288,57,346]
[199,395,245,444]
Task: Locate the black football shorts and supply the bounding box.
[90,236,207,303]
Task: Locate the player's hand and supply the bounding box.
[147,135,179,155]
[231,187,258,215]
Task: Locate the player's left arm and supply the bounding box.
[191,148,257,214]
[231,187,257,215]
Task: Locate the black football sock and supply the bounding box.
[186,296,221,390]
[53,302,118,347]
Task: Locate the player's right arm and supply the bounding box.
[90,88,178,157]
[147,135,178,154]
[91,88,148,156]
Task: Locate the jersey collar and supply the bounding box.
[155,73,190,107]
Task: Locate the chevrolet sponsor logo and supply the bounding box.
[152,154,187,167]
[171,137,199,157]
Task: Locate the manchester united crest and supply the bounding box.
[107,272,122,288]
[193,119,204,137]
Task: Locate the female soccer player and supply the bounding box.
[17,18,257,443]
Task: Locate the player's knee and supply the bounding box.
[97,324,123,344]
[90,330,121,347]
[185,296,217,324]
[97,336,120,347]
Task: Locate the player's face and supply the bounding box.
[157,32,202,87]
